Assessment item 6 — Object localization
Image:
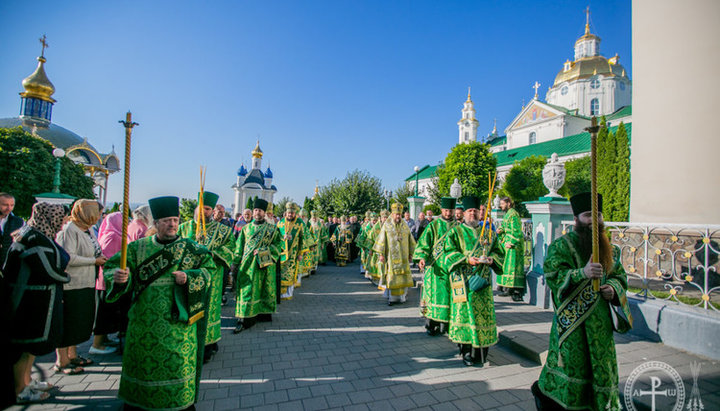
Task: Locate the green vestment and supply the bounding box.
[233,221,282,318]
[365,221,383,281]
[278,218,304,298]
[331,224,354,266]
[309,220,328,269]
[537,231,632,411]
[318,223,330,264]
[299,220,317,277]
[178,219,235,344]
[413,218,457,323]
[440,224,503,348]
[372,220,415,296]
[104,236,214,410]
[497,208,526,289]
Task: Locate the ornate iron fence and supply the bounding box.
[561,221,720,311]
[495,217,534,271]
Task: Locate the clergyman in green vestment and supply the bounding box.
[365,211,387,284]
[278,202,304,300]
[232,198,282,333]
[373,203,415,305]
[178,191,235,362]
[104,196,215,411]
[439,196,504,366]
[308,212,328,271]
[532,192,632,411]
[331,216,354,267]
[496,196,526,301]
[413,197,458,336]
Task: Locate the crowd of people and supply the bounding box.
[0,188,632,410]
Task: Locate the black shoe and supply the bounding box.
[511,294,524,302]
[426,327,440,336]
[222,294,228,306]
[387,301,394,306]
[462,353,475,366]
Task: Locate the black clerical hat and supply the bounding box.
[461,196,481,210]
[440,197,456,210]
[199,191,219,209]
[254,198,269,211]
[148,196,180,220]
[569,192,603,216]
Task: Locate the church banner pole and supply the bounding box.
[585,116,601,292]
[118,112,138,270]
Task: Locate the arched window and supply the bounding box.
[464,132,469,140]
[590,98,600,116]
[529,132,537,145]
[590,78,600,89]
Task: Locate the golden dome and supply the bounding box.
[553,56,627,86]
[251,140,263,158]
[20,56,56,103]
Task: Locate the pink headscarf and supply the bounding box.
[96,212,127,290]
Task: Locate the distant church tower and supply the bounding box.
[458,88,479,144]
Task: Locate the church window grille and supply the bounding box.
[464,132,469,140]
[590,78,600,89]
[590,98,600,115]
[529,132,536,145]
[561,86,568,96]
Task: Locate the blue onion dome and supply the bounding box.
[237,164,248,176]
[264,167,273,178]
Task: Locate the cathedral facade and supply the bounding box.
[231,141,277,216]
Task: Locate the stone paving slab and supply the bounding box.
[11,261,720,410]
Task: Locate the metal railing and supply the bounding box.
[561,221,720,311]
[494,218,534,272]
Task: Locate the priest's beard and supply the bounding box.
[575,221,613,272]
[464,217,479,228]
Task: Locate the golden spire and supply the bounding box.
[251,139,263,158]
[20,35,56,103]
[584,6,591,35]
[492,118,497,134]
[466,86,472,102]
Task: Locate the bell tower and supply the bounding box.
[457,87,479,144]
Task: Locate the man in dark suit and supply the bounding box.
[0,193,25,267]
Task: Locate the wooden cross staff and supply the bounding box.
[198,166,207,240]
[585,116,601,292]
[118,112,138,270]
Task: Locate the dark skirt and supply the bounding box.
[59,288,96,347]
[10,283,65,356]
[93,290,131,335]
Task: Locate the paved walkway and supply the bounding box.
[15,261,720,410]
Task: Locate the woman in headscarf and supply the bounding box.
[54,199,106,374]
[128,204,153,242]
[3,202,70,403]
[91,211,125,354]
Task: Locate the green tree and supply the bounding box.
[597,118,621,220]
[391,183,414,212]
[0,127,95,218]
[559,156,591,198]
[302,196,315,213]
[423,204,441,215]
[275,196,292,216]
[498,155,547,217]
[179,198,197,223]
[245,196,253,210]
[313,170,384,217]
[612,122,630,221]
[432,142,497,204]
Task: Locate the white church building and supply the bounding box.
[407,13,632,201]
[232,141,277,216]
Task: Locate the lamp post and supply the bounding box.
[51,148,65,193]
[384,189,392,210]
[413,165,420,196]
[450,178,462,199]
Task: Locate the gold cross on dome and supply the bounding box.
[39,34,49,58]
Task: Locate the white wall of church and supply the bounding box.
[630,0,720,224]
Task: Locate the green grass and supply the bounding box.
[628,286,720,310]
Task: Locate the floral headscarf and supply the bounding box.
[27,202,67,239]
[71,199,102,230]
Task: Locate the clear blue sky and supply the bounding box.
[0,0,631,208]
